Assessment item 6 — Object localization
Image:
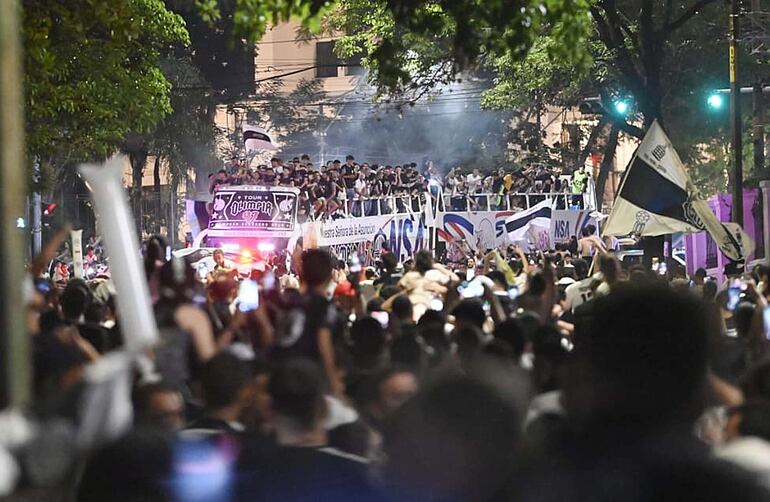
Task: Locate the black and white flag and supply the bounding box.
[243,124,277,151]
[604,120,752,262]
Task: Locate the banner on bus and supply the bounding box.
[208,186,299,238]
[436,208,597,251]
[435,211,515,250]
[316,213,427,264]
[549,210,597,244]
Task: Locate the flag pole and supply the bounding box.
[729,0,743,227]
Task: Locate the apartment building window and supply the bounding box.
[316,41,339,78]
[345,50,365,75]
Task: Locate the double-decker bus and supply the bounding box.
[193,185,300,257]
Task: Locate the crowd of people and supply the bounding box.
[10,223,770,501]
[50,235,107,286]
[208,154,590,220]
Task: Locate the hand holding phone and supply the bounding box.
[237,279,260,312]
[727,279,745,311]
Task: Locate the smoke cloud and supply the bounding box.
[281,78,512,173]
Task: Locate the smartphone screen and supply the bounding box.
[349,255,362,274]
[262,271,276,291]
[197,262,209,280]
[727,286,741,311]
[237,279,260,312]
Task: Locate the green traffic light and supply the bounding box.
[614,100,629,115]
[707,93,724,110]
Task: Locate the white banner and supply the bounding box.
[315,213,427,263]
[435,210,514,251]
[71,229,84,279]
[505,199,554,250]
[549,210,597,244]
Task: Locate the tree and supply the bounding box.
[199,0,594,98]
[481,0,769,199]
[481,36,612,174]
[167,0,256,103]
[23,0,189,171]
[149,56,220,237]
[248,79,329,152]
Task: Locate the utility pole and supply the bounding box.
[729,0,743,226]
[753,80,764,177]
[0,0,30,408]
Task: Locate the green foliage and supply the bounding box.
[198,0,335,42]
[248,79,328,144]
[481,37,609,111]
[153,56,220,187]
[23,0,189,165]
[205,0,593,97]
[479,0,767,195]
[217,78,328,160]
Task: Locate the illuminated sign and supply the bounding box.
[209,186,299,238]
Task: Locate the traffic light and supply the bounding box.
[613,99,630,116]
[42,202,57,216]
[707,93,725,110]
[578,98,603,115]
[579,96,633,117]
[41,202,57,228]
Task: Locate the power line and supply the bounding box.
[173,64,358,91]
[254,37,320,45]
[212,93,486,109]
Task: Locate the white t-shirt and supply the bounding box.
[466,173,482,193]
[424,268,451,285]
[565,273,602,311]
[354,178,367,197]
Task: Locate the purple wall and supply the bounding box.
[685,184,769,283]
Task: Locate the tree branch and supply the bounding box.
[598,86,645,138]
[595,124,621,209]
[577,119,608,169]
[664,0,674,27]
[605,116,645,139]
[664,0,720,34]
[593,4,645,83]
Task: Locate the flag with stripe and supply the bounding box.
[603,121,752,262]
[243,124,277,151]
[506,198,553,247]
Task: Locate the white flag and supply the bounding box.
[243,124,277,151]
[603,120,752,262]
[505,199,553,245]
